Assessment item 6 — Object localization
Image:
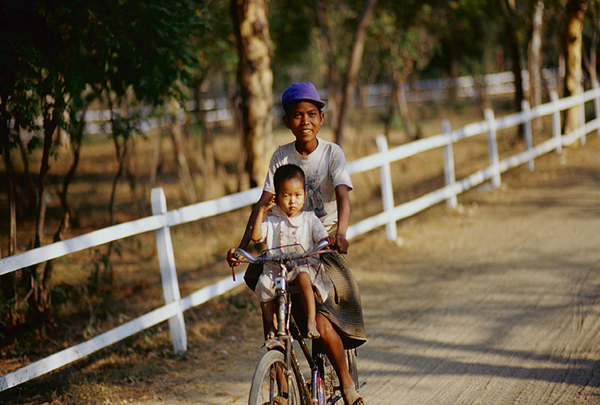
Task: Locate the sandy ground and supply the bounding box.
[352,134,600,405]
[3,133,599,405]
[95,132,600,405]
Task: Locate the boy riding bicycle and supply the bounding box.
[228,81,366,405]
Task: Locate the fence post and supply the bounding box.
[484,108,501,188]
[551,91,562,153]
[151,187,187,353]
[376,135,397,241]
[595,87,600,137]
[579,99,586,146]
[521,100,534,171]
[442,120,457,208]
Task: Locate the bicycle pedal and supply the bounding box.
[326,394,343,405]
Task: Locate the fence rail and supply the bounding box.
[1,87,599,392]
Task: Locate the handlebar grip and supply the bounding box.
[233,248,258,262]
[309,239,329,255]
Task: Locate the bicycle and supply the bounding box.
[234,240,360,405]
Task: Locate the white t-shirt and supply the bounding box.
[263,139,353,232]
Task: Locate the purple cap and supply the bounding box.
[282,82,326,113]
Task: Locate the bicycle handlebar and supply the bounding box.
[234,239,330,264]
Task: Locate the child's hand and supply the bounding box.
[258,196,276,215]
[226,247,242,267]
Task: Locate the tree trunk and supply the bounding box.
[150,124,163,188]
[231,0,274,188]
[316,0,341,133]
[0,94,17,306]
[335,0,378,149]
[563,0,588,135]
[166,111,197,205]
[528,0,544,133]
[194,85,232,200]
[501,0,525,115]
[17,126,38,216]
[582,3,599,89]
[529,0,544,108]
[35,214,69,320]
[449,53,459,101]
[384,73,404,141]
[27,86,63,323]
[34,104,57,249]
[57,105,87,228]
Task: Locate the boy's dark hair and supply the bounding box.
[274,164,305,194]
[283,100,323,119]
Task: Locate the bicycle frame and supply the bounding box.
[236,241,342,405]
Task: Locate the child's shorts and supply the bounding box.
[254,260,332,304]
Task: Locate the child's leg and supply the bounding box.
[295,272,320,339]
[261,300,278,339]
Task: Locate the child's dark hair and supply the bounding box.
[274,164,305,194]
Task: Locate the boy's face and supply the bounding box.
[284,101,324,146]
[276,176,305,217]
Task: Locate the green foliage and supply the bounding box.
[427,0,504,78]
[0,0,205,130]
[269,1,320,88]
[361,0,438,86]
[192,1,237,76]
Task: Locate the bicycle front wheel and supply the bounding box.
[248,349,302,405]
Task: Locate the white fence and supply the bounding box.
[72,70,562,136]
[1,87,599,392]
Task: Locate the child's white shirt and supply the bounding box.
[254,206,333,303]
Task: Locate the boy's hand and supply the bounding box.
[226,247,242,267]
[324,236,336,248]
[333,233,349,254]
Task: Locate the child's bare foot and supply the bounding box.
[307,323,320,339]
[266,327,277,340]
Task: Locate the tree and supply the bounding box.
[528,0,545,109]
[231,0,274,188]
[582,0,600,88]
[1,0,203,330]
[366,1,437,141]
[334,0,378,149]
[189,0,238,199]
[564,0,588,135]
[500,0,526,114]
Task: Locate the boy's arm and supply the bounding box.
[334,184,350,254]
[226,191,275,267]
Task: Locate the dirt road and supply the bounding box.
[108,134,600,405]
[8,134,596,405]
[351,135,600,404]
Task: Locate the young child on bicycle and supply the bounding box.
[251,164,334,340]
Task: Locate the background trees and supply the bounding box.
[1,0,203,330]
[231,0,274,188]
[1,0,599,335]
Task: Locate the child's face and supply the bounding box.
[284,101,324,146]
[275,176,305,217]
